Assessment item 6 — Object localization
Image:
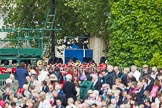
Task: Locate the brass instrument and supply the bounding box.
[37,60,43,67]
[75,60,81,66]
[90,63,96,67]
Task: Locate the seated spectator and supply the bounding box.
[46,85,53,101]
[52,90,66,106]
[38,91,51,108]
[20,97,28,108]
[80,75,94,100]
[109,98,120,108]
[66,98,76,108]
[9,74,19,93]
[55,99,65,108]
[63,74,77,101]
[41,81,49,93]
[130,81,138,94]
[4,101,10,108]
[141,65,150,77]
[22,84,31,98]
[11,101,20,108]
[92,74,102,91]
[130,65,141,81]
[144,74,154,92]
[115,78,126,91]
[107,65,116,89]
[2,79,12,92]
[31,75,41,93]
[91,103,97,108]
[0,93,5,108]
[150,80,160,101]
[151,66,158,79]
[114,66,123,78]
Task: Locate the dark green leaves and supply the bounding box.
[108,0,162,67]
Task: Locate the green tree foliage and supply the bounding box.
[108,0,162,67]
[2,0,50,28]
[1,0,88,38]
[1,0,110,38]
[149,52,162,68]
[65,0,109,38]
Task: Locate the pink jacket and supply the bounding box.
[0,100,5,107]
[150,85,159,98]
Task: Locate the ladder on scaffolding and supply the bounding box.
[0,10,61,64]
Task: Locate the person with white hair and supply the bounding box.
[151,66,158,79]
[9,74,19,93]
[130,65,141,81]
[93,90,99,101]
[63,74,77,101]
[31,75,41,93]
[66,74,72,82]
[1,78,12,92]
[107,65,116,89]
[92,74,102,91]
[109,98,120,108]
[107,65,113,72]
[66,98,76,108]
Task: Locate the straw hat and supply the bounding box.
[49,74,58,81]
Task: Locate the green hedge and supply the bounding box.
[108,0,162,67]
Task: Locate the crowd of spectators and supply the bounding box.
[0,61,162,108]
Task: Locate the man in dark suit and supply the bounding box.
[63,74,77,101]
[107,65,116,88]
[145,74,154,92]
[55,99,65,108]
[41,80,49,93]
[136,82,145,105]
[159,79,162,92]
[52,90,66,106]
[110,98,120,108]
[141,65,151,77]
[122,73,136,86]
[118,90,128,105]
[92,74,102,91]
[141,78,149,91]
[54,66,63,83]
[101,70,109,84]
[114,66,123,78]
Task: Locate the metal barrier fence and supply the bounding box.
[0,80,6,92]
[0,74,10,92]
[0,80,6,87]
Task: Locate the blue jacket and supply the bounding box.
[14,67,29,88]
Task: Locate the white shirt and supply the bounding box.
[131,70,141,81]
[33,80,41,92]
[151,72,158,79]
[38,100,52,108]
[46,92,53,101]
[66,104,76,108]
[93,80,98,86]
[38,70,49,83]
